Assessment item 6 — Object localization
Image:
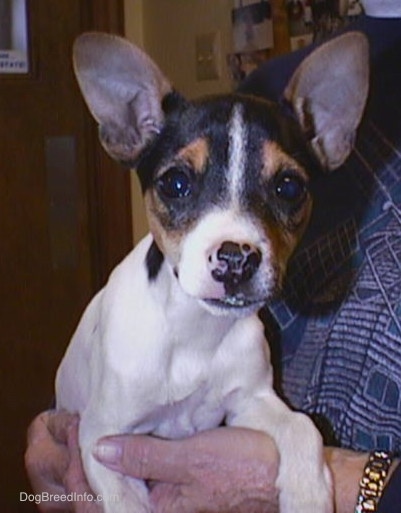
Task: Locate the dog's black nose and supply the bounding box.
[210,241,261,286]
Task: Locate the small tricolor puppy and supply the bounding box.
[56,31,369,513]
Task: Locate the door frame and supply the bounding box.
[80,0,133,287]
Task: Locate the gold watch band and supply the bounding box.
[355,450,393,513]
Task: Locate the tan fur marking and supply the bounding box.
[260,140,312,281]
[262,210,311,290]
[261,141,309,181]
[177,137,209,174]
[144,190,188,267]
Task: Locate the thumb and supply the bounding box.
[93,435,190,484]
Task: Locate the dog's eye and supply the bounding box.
[275,171,306,203]
[157,168,192,199]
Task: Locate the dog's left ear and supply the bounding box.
[284,32,369,170]
[73,32,173,163]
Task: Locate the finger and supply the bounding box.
[64,426,102,513]
[64,419,91,493]
[48,410,79,444]
[27,410,77,446]
[26,411,56,445]
[25,412,71,493]
[93,435,191,484]
[25,442,69,490]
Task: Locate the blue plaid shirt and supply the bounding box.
[240,15,401,458]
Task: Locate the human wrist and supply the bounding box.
[324,447,400,513]
[355,451,394,512]
[324,446,367,513]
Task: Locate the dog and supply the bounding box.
[56,31,369,513]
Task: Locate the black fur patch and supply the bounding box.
[136,93,318,238]
[145,241,165,281]
[162,90,188,116]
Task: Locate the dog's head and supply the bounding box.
[73,32,368,316]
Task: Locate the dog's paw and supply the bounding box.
[280,493,333,513]
[279,469,333,513]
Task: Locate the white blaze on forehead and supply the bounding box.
[228,103,247,207]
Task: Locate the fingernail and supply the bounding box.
[93,439,122,466]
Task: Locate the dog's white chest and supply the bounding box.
[137,377,225,439]
[107,305,233,438]
[56,234,235,438]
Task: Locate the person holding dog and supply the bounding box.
[25,0,401,512]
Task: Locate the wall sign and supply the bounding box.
[0,0,29,74]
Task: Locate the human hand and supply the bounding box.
[26,411,280,513]
[25,410,101,513]
[93,427,280,513]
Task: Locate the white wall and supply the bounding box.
[124,0,144,46]
[142,0,233,98]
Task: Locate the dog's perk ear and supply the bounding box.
[284,32,369,171]
[73,32,173,163]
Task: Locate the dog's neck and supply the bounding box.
[150,242,239,351]
[362,0,401,17]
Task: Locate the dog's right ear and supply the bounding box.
[73,32,173,163]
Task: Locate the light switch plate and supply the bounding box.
[195,31,220,81]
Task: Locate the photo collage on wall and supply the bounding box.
[227,0,363,85]
[287,0,363,50]
[227,0,274,85]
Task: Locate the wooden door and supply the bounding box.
[0,1,132,510]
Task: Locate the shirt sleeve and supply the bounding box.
[237,44,314,102]
[377,461,401,512]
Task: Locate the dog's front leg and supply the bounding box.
[79,409,151,513]
[226,390,333,513]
